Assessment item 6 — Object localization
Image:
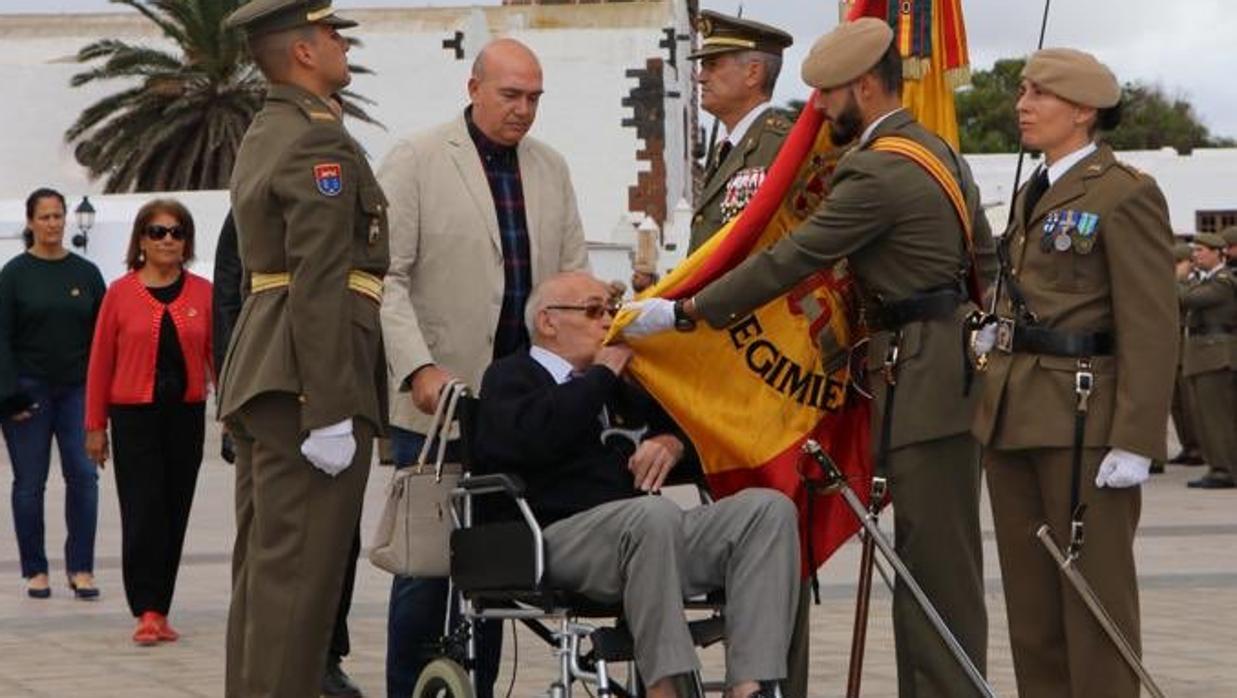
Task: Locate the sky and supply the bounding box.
[4,0,1234,139]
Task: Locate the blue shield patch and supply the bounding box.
[314,163,342,197]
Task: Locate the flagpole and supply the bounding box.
[1005,0,1053,226]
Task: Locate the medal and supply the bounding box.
[1053,231,1073,252]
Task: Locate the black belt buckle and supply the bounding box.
[995,317,1016,353]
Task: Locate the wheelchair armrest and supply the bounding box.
[457,473,526,498]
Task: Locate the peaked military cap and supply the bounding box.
[1023,48,1120,109]
[224,0,357,37]
[1219,226,1237,245]
[688,10,793,60]
[801,17,894,90]
[1192,233,1227,250]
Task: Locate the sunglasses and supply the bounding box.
[144,224,186,241]
[545,301,620,320]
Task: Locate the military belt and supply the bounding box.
[995,320,1113,357]
[1186,324,1235,337]
[870,288,965,331]
[250,270,383,304]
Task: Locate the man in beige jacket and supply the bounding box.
[377,38,588,697]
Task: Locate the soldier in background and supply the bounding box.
[688,10,794,253]
[219,1,388,695]
[1222,225,1237,269]
[1168,241,1204,467]
[1181,233,1236,489]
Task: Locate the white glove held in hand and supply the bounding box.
[972,323,998,354]
[301,418,356,477]
[620,298,677,338]
[1095,448,1151,488]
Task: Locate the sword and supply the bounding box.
[1036,525,1167,698]
[802,440,997,698]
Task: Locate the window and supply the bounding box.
[1195,210,1237,233]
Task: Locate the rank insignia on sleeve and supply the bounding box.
[314,163,343,197]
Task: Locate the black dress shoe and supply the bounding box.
[1187,475,1236,489]
[1150,461,1165,475]
[321,661,363,697]
[1168,451,1205,466]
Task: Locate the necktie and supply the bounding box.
[1022,167,1050,228]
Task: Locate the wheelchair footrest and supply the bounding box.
[588,614,726,663]
[589,626,635,663]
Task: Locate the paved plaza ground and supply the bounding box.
[0,420,1233,697]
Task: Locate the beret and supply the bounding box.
[1192,233,1227,250]
[1172,242,1193,261]
[1022,48,1120,109]
[801,18,894,90]
[1218,226,1237,245]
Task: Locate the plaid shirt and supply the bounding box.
[466,108,533,360]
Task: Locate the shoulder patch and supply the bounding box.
[313,163,343,197]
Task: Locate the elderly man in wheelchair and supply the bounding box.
[420,272,800,698]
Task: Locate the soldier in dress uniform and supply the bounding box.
[1168,241,1205,466]
[626,19,996,698]
[971,48,1177,698]
[218,2,389,696]
[688,10,794,253]
[1222,225,1237,269]
[1181,233,1236,489]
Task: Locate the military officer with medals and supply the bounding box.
[218,1,388,695]
[971,49,1177,697]
[1181,233,1236,489]
[626,19,996,698]
[688,10,794,253]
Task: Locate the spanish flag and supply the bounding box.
[611,2,972,573]
[611,103,871,574]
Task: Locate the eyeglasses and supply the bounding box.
[144,224,185,241]
[545,301,619,320]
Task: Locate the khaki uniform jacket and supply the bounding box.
[695,110,996,450]
[690,107,791,253]
[378,115,589,435]
[1180,266,1237,376]
[972,145,1178,460]
[219,84,389,432]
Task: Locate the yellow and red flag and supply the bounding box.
[612,3,972,573]
[612,104,871,573]
[847,0,972,148]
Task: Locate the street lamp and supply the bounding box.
[72,196,95,252]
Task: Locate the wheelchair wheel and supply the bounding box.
[413,658,474,698]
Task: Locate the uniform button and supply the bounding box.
[298,394,308,404]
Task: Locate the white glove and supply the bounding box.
[300,418,356,477]
[620,298,677,338]
[972,322,998,355]
[1095,448,1152,488]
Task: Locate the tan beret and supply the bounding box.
[1022,48,1120,108]
[1193,233,1227,250]
[1219,226,1237,245]
[801,18,894,90]
[1172,242,1193,261]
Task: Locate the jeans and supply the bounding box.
[386,426,503,698]
[2,377,98,578]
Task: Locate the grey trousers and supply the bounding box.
[543,488,800,687]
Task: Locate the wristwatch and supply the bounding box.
[673,298,697,332]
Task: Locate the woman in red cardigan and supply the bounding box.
[84,198,212,646]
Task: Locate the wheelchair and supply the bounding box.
[411,393,758,698]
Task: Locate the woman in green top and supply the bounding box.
[0,188,106,599]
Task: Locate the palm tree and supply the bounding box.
[66,0,377,193]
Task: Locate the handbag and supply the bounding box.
[369,380,467,577]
